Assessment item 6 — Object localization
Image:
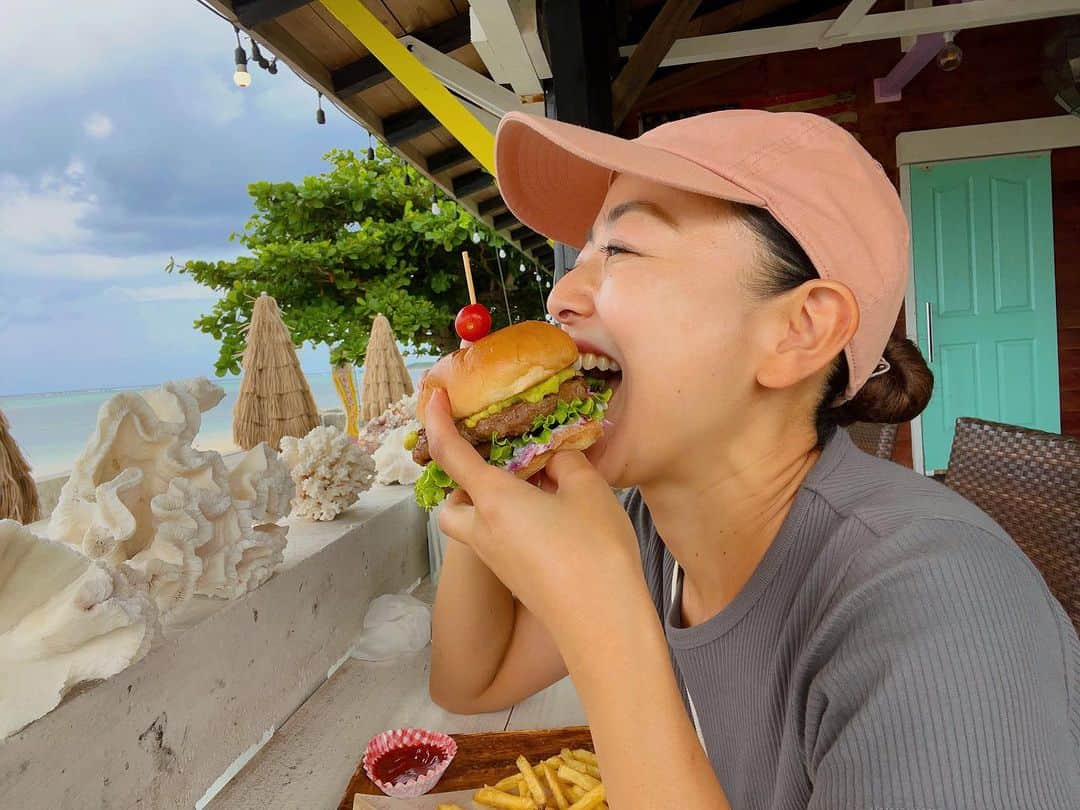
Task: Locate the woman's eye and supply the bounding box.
[600,243,632,257]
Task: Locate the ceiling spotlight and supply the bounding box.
[937,32,963,72]
[233,27,251,88]
[316,92,326,125]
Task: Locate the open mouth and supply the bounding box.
[573,350,624,417]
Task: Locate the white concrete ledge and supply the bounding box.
[0,485,429,810]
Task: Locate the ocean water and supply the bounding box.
[1,367,432,478]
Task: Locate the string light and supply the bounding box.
[233,26,251,88]
[519,262,526,273]
[251,40,270,70]
[471,230,481,243]
[366,131,376,161]
[494,245,513,323]
[267,57,278,74]
[936,31,963,71]
[315,91,326,125]
[431,190,441,215]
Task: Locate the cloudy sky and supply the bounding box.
[0,0,367,395]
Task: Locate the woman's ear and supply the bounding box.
[756,280,859,391]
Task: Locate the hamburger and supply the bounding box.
[410,321,612,508]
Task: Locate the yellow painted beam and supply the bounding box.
[320,0,496,176]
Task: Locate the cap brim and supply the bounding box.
[495,112,765,249]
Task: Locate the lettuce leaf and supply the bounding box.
[414,462,456,510]
[486,386,612,466]
[413,386,614,509]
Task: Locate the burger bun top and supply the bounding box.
[418,321,578,424]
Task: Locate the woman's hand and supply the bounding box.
[425,388,644,640]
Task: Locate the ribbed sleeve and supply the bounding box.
[624,430,1080,809]
[804,519,1076,809]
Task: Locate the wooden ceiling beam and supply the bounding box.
[452,169,494,198]
[426,144,473,174]
[382,107,441,145]
[611,0,703,126]
[510,225,532,241]
[233,0,310,28]
[493,212,519,230]
[477,196,508,215]
[521,233,548,251]
[332,14,470,98]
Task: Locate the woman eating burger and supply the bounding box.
[422,110,1080,809]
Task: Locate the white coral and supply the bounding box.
[48,378,292,616]
[373,422,424,486]
[356,393,417,455]
[281,426,375,521]
[0,520,157,739]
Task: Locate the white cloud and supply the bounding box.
[108,282,217,302]
[0,172,94,250]
[83,113,114,138]
[0,1,221,107]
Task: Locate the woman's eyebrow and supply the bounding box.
[586,200,680,243]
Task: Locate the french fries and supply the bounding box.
[474,786,538,809]
[566,784,605,810]
[471,747,603,810]
[556,765,599,791]
[542,762,569,810]
[517,755,548,805]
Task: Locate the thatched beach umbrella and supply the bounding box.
[360,314,414,422]
[0,408,40,523]
[233,292,320,450]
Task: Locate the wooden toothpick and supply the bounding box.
[461,251,476,306]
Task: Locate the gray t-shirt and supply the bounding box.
[623,429,1080,809]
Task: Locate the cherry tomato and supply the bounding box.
[455,303,492,341]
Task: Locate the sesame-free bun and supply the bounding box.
[418,321,578,424]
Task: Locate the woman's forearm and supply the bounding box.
[557,587,731,810]
[429,538,515,709]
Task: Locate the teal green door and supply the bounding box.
[910,153,1060,473]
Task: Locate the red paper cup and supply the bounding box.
[363,727,457,798]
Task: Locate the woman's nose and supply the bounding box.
[547,253,598,325]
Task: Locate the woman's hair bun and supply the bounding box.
[832,336,934,426]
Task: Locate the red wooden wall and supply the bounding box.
[627,18,1080,466]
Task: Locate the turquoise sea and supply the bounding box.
[1,366,432,478]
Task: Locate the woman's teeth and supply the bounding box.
[574,352,621,373]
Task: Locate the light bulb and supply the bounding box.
[431,200,441,215]
[267,58,278,75]
[519,263,526,273]
[233,45,250,88]
[936,32,962,72]
[471,230,481,243]
[498,248,506,259]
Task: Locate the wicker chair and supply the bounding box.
[943,417,1080,629]
[846,422,899,460]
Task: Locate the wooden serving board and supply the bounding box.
[340,726,594,809]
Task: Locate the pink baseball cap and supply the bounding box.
[494,109,910,400]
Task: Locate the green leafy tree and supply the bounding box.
[168,147,550,376]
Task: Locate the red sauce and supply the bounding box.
[372,743,445,785]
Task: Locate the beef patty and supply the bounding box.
[412,375,589,465]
